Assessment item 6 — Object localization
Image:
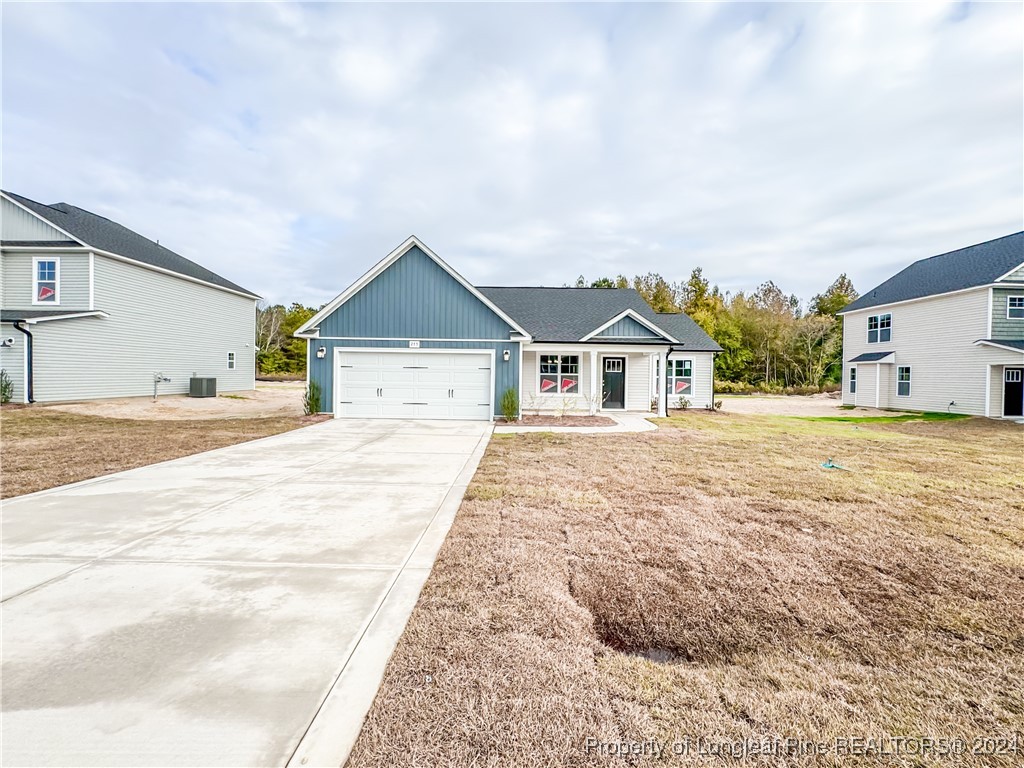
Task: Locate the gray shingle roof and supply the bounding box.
[841,232,1024,313]
[2,240,80,247]
[848,351,896,363]
[477,286,722,350]
[1,309,105,322]
[2,191,259,298]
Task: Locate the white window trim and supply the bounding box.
[897,365,912,397]
[866,312,892,344]
[849,366,857,394]
[227,351,236,370]
[666,358,694,399]
[32,256,61,306]
[1007,295,1024,319]
[537,353,581,397]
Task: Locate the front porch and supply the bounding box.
[520,344,667,417]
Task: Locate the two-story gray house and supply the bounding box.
[839,232,1024,419]
[0,191,259,404]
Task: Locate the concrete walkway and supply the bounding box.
[1,418,491,767]
[494,412,658,434]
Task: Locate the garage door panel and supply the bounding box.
[335,350,492,420]
[380,369,416,384]
[380,402,417,418]
[416,384,453,402]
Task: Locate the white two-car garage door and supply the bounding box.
[335,350,493,420]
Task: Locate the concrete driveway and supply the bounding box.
[1,418,491,767]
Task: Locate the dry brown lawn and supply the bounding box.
[349,412,1023,767]
[0,407,321,497]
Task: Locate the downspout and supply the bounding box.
[12,321,34,403]
[710,352,716,410]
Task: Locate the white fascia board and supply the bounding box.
[836,284,994,315]
[579,308,678,343]
[0,192,87,245]
[24,311,110,324]
[995,262,1024,282]
[973,340,1024,355]
[292,236,532,340]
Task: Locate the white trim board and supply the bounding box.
[579,308,678,343]
[973,340,1024,355]
[22,311,109,324]
[837,284,1007,316]
[995,261,1024,282]
[295,236,532,341]
[1,192,87,245]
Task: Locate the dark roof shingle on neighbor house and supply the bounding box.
[841,232,1024,314]
[2,191,258,298]
[477,286,722,350]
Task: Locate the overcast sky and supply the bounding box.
[3,2,1021,307]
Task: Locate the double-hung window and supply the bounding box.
[33,258,59,304]
[849,367,857,394]
[667,359,693,395]
[227,352,236,370]
[867,313,891,343]
[1008,296,1024,319]
[897,366,911,397]
[539,354,579,394]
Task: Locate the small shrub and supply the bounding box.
[500,387,519,422]
[714,400,723,410]
[676,396,691,410]
[0,369,12,404]
[303,380,322,415]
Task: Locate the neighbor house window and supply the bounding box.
[849,367,857,394]
[867,313,891,343]
[897,366,911,397]
[1008,296,1024,319]
[227,352,236,370]
[539,354,578,394]
[33,258,59,304]
[667,359,693,396]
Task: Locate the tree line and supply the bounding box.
[258,271,858,389]
[573,270,858,388]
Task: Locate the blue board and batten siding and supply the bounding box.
[309,246,520,415]
[594,315,660,338]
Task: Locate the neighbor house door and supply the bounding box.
[602,357,625,409]
[1004,368,1024,417]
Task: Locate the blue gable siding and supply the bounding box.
[594,315,661,338]
[309,245,520,416]
[317,246,514,339]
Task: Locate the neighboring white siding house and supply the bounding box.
[840,233,1024,419]
[1,191,259,403]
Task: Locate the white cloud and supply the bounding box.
[2,1,1020,307]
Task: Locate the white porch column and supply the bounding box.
[657,350,667,417]
[875,364,881,409]
[984,364,992,418]
[589,350,598,415]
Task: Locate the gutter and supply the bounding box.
[11,321,34,403]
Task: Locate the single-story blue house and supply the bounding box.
[295,237,721,420]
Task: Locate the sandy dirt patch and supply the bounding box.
[715,393,909,418]
[37,381,305,421]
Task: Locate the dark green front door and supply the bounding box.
[602,357,625,409]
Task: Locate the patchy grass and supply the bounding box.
[796,411,971,424]
[349,411,1023,767]
[0,408,318,497]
